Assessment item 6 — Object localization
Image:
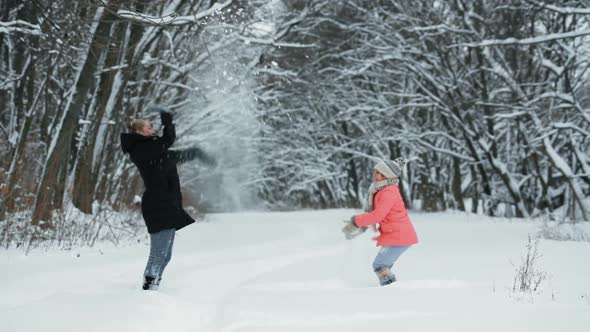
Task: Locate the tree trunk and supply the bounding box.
[469,166,480,213]
[452,157,465,211]
[72,19,127,213]
[31,1,124,225]
[0,79,45,217]
[0,2,39,217]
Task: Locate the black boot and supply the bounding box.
[142,276,159,290]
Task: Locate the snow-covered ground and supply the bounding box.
[1,210,589,332]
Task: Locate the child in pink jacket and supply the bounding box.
[342,158,418,286]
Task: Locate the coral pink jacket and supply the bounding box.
[354,185,418,246]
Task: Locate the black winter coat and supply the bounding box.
[120,114,195,234]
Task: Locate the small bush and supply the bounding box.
[511,235,547,295]
[0,204,144,253]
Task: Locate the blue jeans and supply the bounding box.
[144,228,176,281]
[372,245,410,272]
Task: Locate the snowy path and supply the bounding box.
[1,210,589,332]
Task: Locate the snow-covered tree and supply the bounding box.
[256,0,590,221]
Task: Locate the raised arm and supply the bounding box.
[168,147,217,166]
[160,111,176,149]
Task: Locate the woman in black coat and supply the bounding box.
[121,111,211,290]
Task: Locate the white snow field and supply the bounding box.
[1,209,589,332]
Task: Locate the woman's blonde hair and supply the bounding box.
[127,119,146,133]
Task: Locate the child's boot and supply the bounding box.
[375,267,396,286]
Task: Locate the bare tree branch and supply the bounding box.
[527,0,590,15]
[116,1,234,26]
[452,29,590,48]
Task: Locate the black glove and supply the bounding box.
[160,111,173,125]
[168,147,217,166]
[199,150,217,167]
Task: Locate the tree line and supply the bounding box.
[1,0,589,235]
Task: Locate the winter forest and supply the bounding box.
[1,0,590,248]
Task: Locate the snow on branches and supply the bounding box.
[0,20,41,35]
[116,1,233,26]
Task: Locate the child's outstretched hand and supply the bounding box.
[342,217,367,240]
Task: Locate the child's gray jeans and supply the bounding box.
[372,245,410,272]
